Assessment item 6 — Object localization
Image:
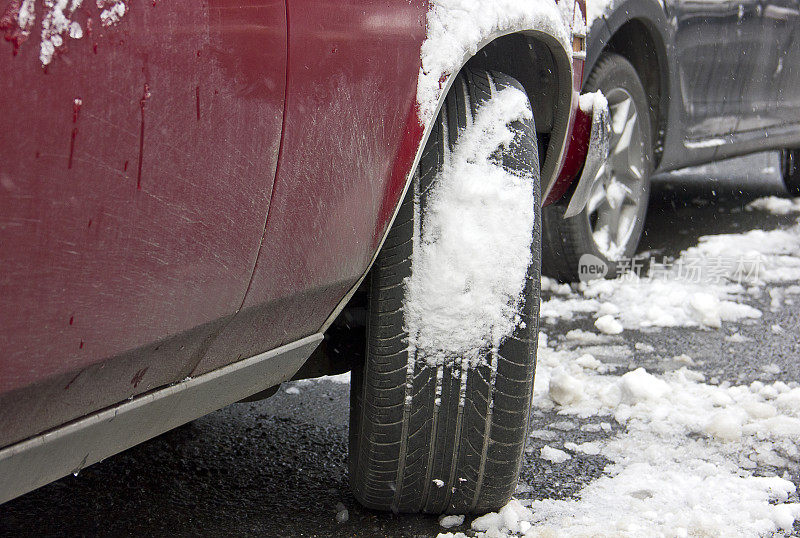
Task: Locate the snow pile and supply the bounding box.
[437,334,800,537]
[524,336,800,536]
[747,196,800,215]
[542,220,800,330]
[314,372,351,384]
[403,86,536,368]
[418,0,570,125]
[558,0,586,38]
[439,514,465,529]
[97,0,126,27]
[281,371,351,394]
[594,314,622,334]
[523,461,798,536]
[5,0,37,48]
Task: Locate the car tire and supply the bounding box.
[781,148,800,197]
[542,53,653,282]
[348,68,541,514]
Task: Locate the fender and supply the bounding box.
[585,0,671,80]
[322,4,575,331]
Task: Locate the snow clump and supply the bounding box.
[11,0,129,65]
[403,86,536,368]
[540,445,571,464]
[746,196,800,215]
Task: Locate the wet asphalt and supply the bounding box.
[1,152,799,537]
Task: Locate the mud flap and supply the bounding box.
[564,93,611,218]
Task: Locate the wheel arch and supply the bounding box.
[319,25,574,336]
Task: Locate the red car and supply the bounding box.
[0,0,603,513]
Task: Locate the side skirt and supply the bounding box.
[0,334,322,505]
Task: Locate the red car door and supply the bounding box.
[189,0,427,375]
[0,0,287,445]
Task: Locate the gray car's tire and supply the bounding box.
[542,53,653,282]
[781,148,800,197]
[349,68,541,514]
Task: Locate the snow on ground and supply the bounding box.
[403,86,536,368]
[747,196,800,216]
[439,338,800,536]
[437,201,800,537]
[542,216,800,330]
[282,372,351,394]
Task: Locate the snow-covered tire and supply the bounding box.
[348,68,541,515]
[542,53,653,282]
[781,148,800,197]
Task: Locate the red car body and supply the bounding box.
[0,0,588,502]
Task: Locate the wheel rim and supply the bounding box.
[584,87,647,260]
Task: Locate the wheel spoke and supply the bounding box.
[597,196,622,237]
[610,98,631,136]
[586,175,608,216]
[615,205,638,245]
[613,108,637,157]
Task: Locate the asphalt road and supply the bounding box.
[1,153,799,537]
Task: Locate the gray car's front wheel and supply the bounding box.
[348,68,541,515]
[542,53,653,282]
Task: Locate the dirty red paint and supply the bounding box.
[68,99,83,169]
[68,129,78,169]
[130,367,148,388]
[0,0,290,446]
[136,83,150,190]
[192,0,428,375]
[375,103,424,245]
[0,0,28,55]
[195,85,200,121]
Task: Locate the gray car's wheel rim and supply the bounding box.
[584,87,647,260]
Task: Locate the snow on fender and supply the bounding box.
[417,0,571,126]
